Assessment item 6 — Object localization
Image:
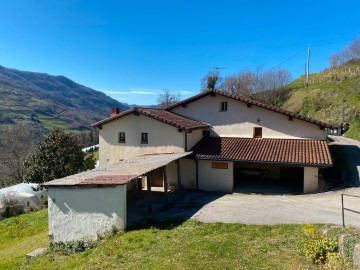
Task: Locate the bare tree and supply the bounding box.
[157,89,181,108]
[220,70,254,96]
[328,36,360,67]
[218,67,291,106]
[200,71,222,91]
[0,125,42,187]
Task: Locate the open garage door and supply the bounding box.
[234,163,303,194]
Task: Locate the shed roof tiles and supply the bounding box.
[191,137,333,166]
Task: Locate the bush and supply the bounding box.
[323,252,352,270]
[0,192,25,218]
[303,226,338,264]
[49,240,97,255]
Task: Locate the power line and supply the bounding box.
[269,47,307,70]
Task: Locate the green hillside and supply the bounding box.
[0,65,130,132]
[280,61,360,141]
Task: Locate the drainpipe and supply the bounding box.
[185,132,188,151]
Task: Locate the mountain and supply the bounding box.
[0,65,130,131]
[279,60,360,141]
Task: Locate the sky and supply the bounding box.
[0,1,359,105]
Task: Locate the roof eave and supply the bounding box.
[191,157,333,167]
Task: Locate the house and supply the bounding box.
[43,89,336,242]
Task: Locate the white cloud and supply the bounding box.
[104,91,130,95]
[130,91,159,95]
[178,90,194,95]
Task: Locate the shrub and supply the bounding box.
[49,240,97,255]
[303,226,338,264]
[323,252,352,270]
[0,192,25,218]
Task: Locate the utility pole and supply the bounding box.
[306,43,311,87]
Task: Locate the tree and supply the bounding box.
[23,128,96,184]
[328,36,360,67]
[0,125,42,188]
[200,71,222,91]
[218,67,292,106]
[157,89,181,108]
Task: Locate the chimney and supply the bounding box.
[111,107,120,117]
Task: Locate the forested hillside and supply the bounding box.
[0,65,129,131]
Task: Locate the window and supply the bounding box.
[203,130,210,137]
[212,162,228,169]
[254,127,262,138]
[118,132,125,143]
[220,102,227,112]
[141,133,148,144]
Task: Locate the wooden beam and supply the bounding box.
[175,159,182,191]
[146,174,152,212]
[163,167,168,202]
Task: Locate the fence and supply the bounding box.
[341,193,360,227]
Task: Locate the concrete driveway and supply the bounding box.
[174,188,360,227]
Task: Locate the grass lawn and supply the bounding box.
[0,210,48,270]
[0,210,320,270]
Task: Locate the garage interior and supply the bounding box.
[233,162,304,194]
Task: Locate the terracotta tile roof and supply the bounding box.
[92,108,209,131]
[166,89,337,129]
[191,137,333,166]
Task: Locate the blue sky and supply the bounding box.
[0,1,359,105]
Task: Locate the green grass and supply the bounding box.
[0,210,321,270]
[37,114,69,130]
[0,210,49,270]
[280,65,360,141]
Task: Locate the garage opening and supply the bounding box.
[233,163,303,194]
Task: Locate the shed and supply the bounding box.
[43,152,191,242]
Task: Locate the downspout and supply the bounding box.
[185,132,188,151]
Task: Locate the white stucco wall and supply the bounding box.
[99,114,185,165]
[198,160,233,192]
[186,129,204,150]
[165,159,196,189]
[303,167,319,193]
[48,185,126,242]
[171,95,326,140]
[179,159,196,189]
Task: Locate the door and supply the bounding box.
[150,167,164,187]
